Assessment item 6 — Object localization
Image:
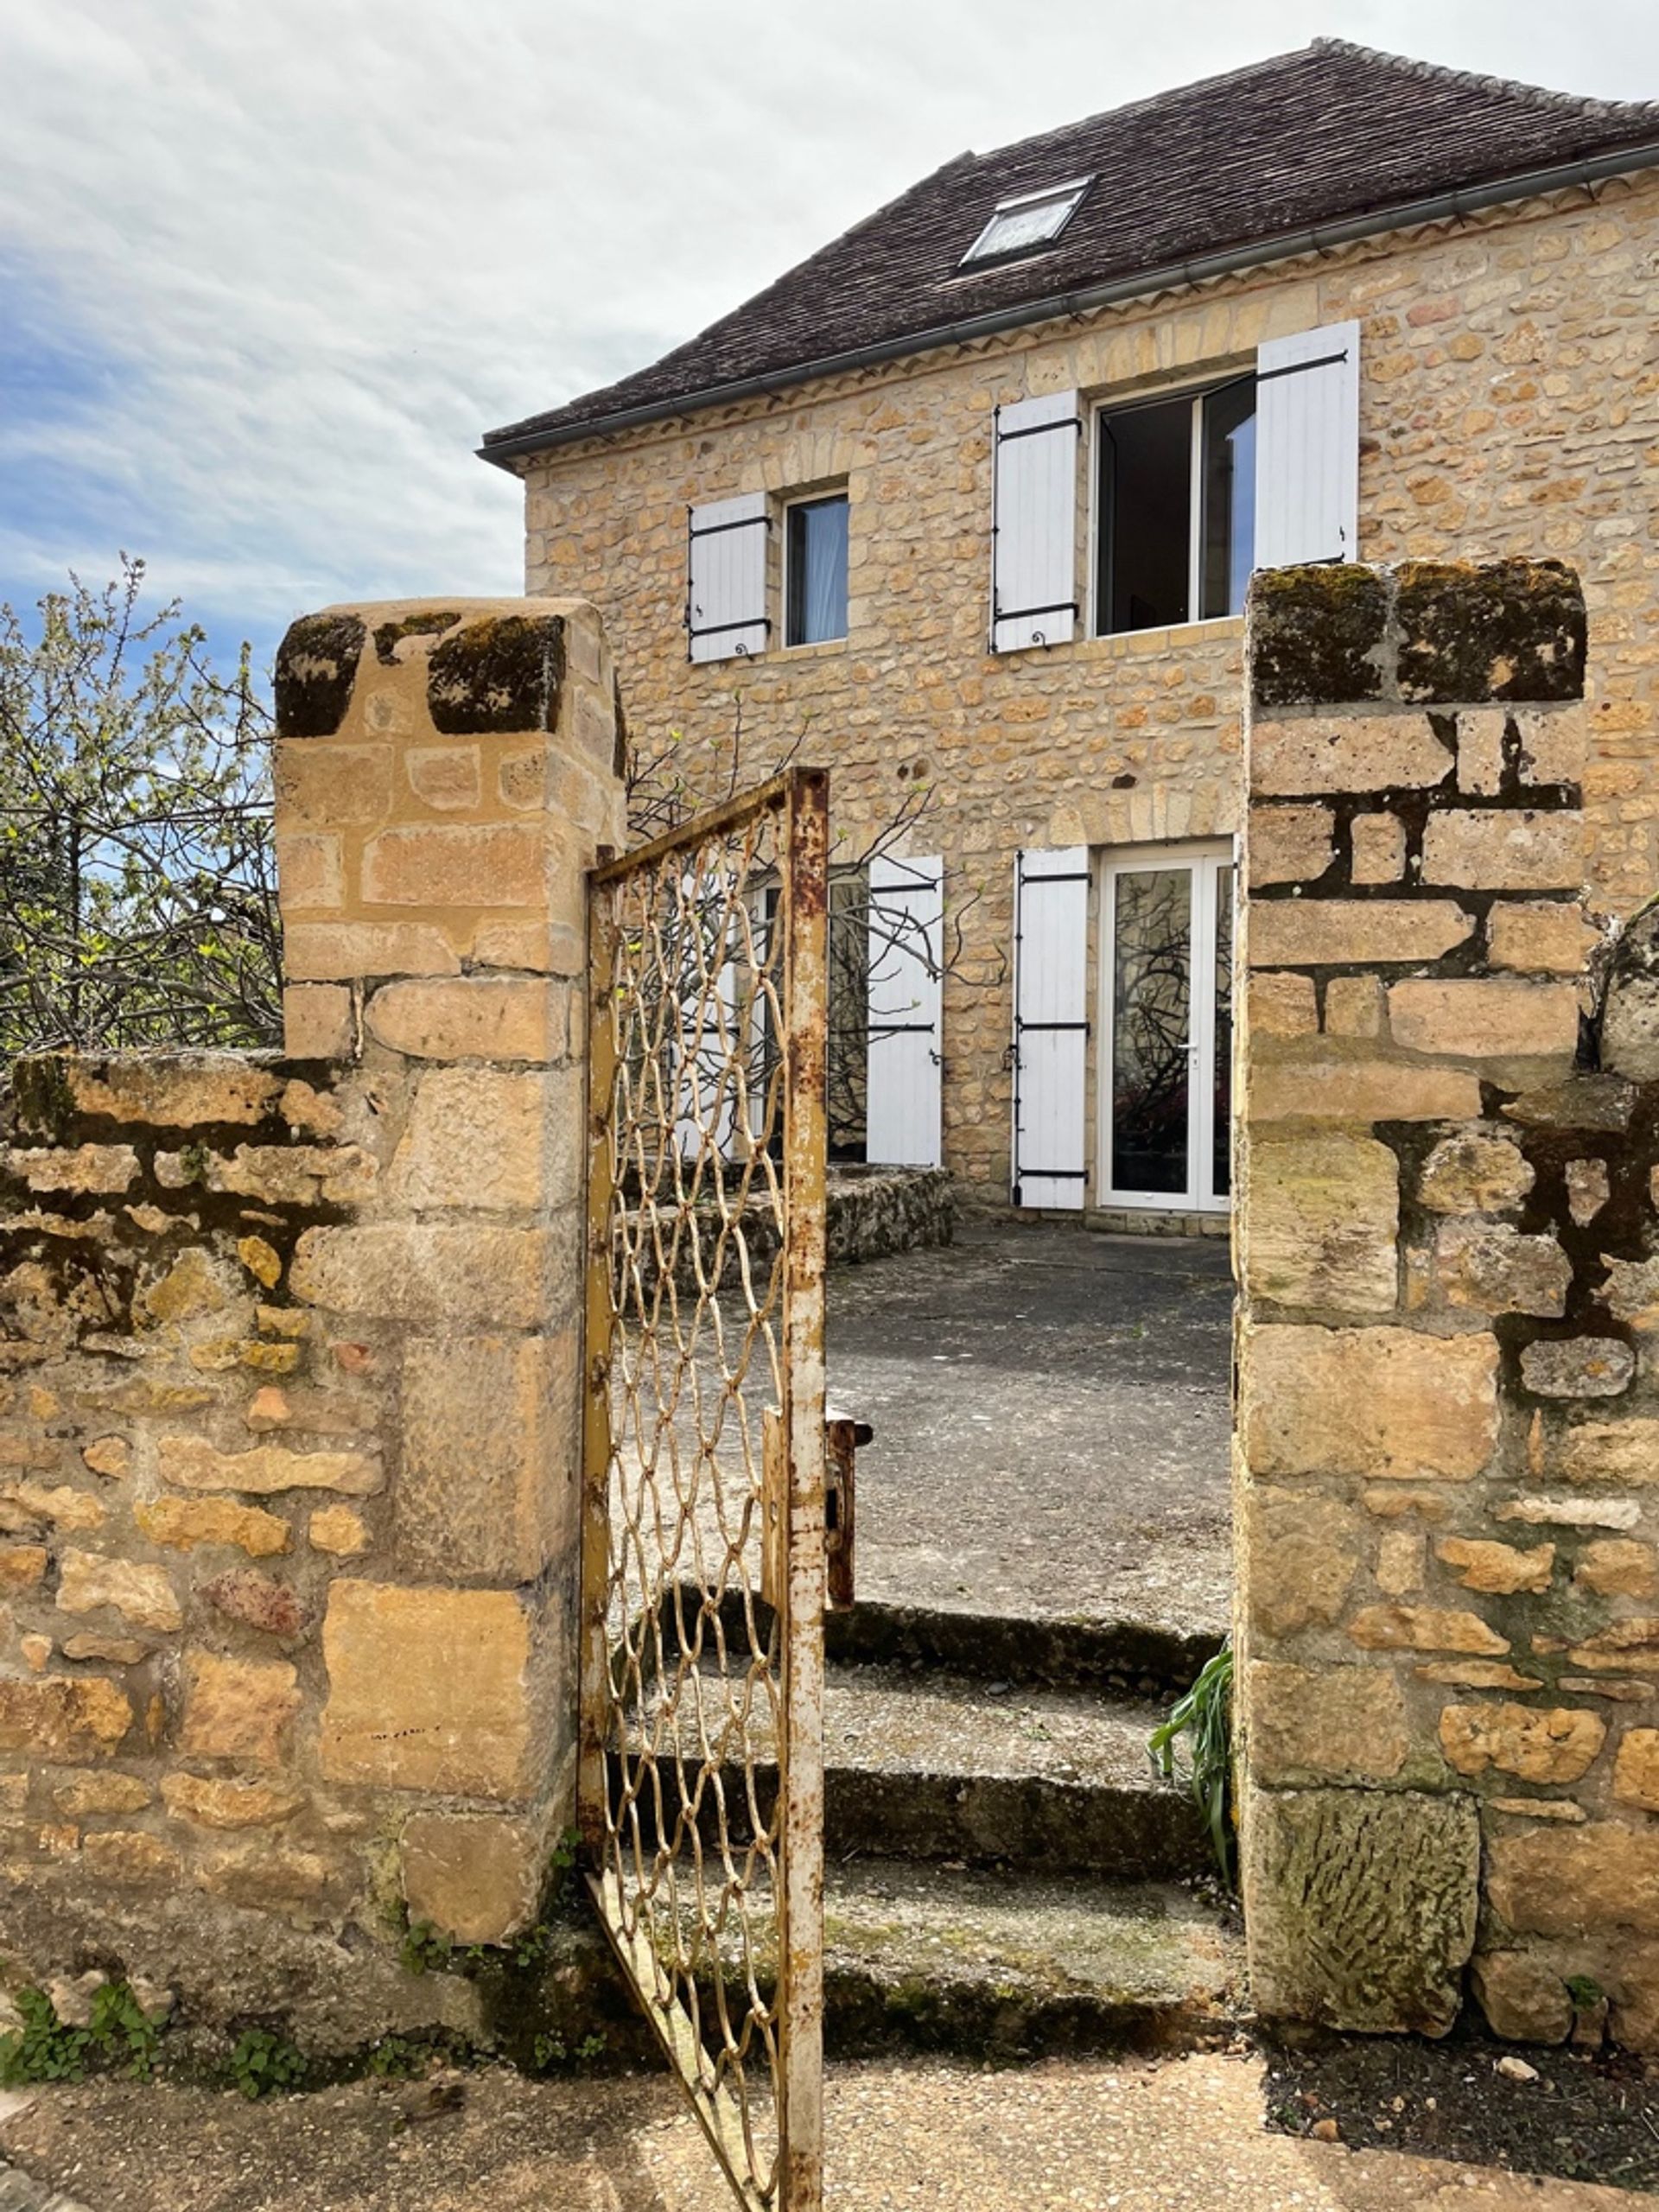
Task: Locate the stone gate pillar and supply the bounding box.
[272,601,626,1946]
[0,599,623,2050]
[1236,559,1602,2038]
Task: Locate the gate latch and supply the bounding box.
[825,1407,871,1612]
[761,1407,872,1613]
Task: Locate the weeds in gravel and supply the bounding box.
[227,2028,306,2100]
[1148,1642,1235,1885]
[532,2031,607,2073]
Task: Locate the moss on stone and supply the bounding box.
[273,614,366,738]
[10,1055,79,1143]
[1396,558,1586,704]
[371,611,461,666]
[427,614,566,736]
[1249,564,1389,709]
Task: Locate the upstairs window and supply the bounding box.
[1094,377,1257,636]
[785,493,849,646]
[962,176,1091,267]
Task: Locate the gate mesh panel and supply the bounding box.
[583,770,827,2211]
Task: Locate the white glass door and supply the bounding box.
[1098,843,1234,1213]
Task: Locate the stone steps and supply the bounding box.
[626,1659,1210,1880]
[820,1859,1242,2058]
[696,1858,1241,2060]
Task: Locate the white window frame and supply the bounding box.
[1096,840,1236,1215]
[781,486,850,651]
[1088,375,1255,639]
[961,175,1093,267]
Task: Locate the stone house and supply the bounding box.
[481,39,1659,1226]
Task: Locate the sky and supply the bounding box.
[3,0,1658,684]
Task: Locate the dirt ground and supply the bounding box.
[828,1219,1234,1639]
[2,2050,1652,2212]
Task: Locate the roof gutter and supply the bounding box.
[479,137,1659,470]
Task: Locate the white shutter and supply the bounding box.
[866,855,943,1168]
[674,875,741,1167]
[687,493,769,664]
[991,392,1081,653]
[1254,321,1361,570]
[1012,848,1089,1211]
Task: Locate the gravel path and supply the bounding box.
[829,1219,1233,1636]
[0,2053,1649,2212]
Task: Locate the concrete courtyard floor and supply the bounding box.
[828,1218,1235,1640]
[1,2053,1650,2212]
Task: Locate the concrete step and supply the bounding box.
[826,1598,1224,1700]
[626,1662,1211,1879]
[682,1586,1223,1697]
[821,1859,1242,2058]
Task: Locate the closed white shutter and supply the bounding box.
[674,876,741,1167]
[1254,321,1361,570]
[687,493,769,663]
[991,391,1081,653]
[866,855,943,1168]
[1012,848,1089,1210]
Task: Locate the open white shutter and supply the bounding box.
[866,855,943,1168]
[687,493,769,664]
[1254,321,1360,570]
[991,392,1080,653]
[1012,848,1089,1210]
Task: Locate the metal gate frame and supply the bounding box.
[580,766,830,2212]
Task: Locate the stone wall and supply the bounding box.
[518,169,1659,1202]
[0,601,623,2050]
[1236,556,1659,2051]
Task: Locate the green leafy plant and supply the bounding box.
[227,2027,305,2100]
[0,1980,164,2087]
[399,1920,455,1978]
[88,1980,162,2080]
[532,2030,606,2072]
[0,1988,92,2085]
[1148,1642,1236,1884]
[365,2034,427,2080]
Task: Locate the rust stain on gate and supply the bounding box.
[581,766,830,2212]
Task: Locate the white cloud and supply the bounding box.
[2,0,1656,654]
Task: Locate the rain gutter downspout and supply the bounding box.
[478,138,1659,471]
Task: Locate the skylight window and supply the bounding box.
[961,175,1091,266]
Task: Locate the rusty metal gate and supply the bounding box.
[581,766,830,2212]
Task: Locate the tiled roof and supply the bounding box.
[482,39,1659,458]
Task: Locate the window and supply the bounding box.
[1093,377,1256,635]
[962,177,1091,267]
[785,493,849,646]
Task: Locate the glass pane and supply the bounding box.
[968,188,1082,260]
[1200,382,1256,620]
[1211,863,1235,1198]
[1111,869,1192,1196]
[1095,395,1192,635]
[786,496,849,645]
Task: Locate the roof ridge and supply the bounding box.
[1309,34,1659,122]
[973,41,1325,161]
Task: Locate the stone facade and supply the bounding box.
[0,601,624,2048]
[516,171,1659,1205]
[1236,556,1659,2052]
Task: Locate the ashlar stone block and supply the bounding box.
[1243,1783,1478,2034]
[401,1812,543,1944]
[1248,1662,1407,1783]
[1245,1132,1398,1316]
[320,1581,537,1798]
[1243,1325,1499,1481]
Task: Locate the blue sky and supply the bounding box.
[3,0,1657,690]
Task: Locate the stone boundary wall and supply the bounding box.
[0,601,623,2050]
[1236,556,1659,2052]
